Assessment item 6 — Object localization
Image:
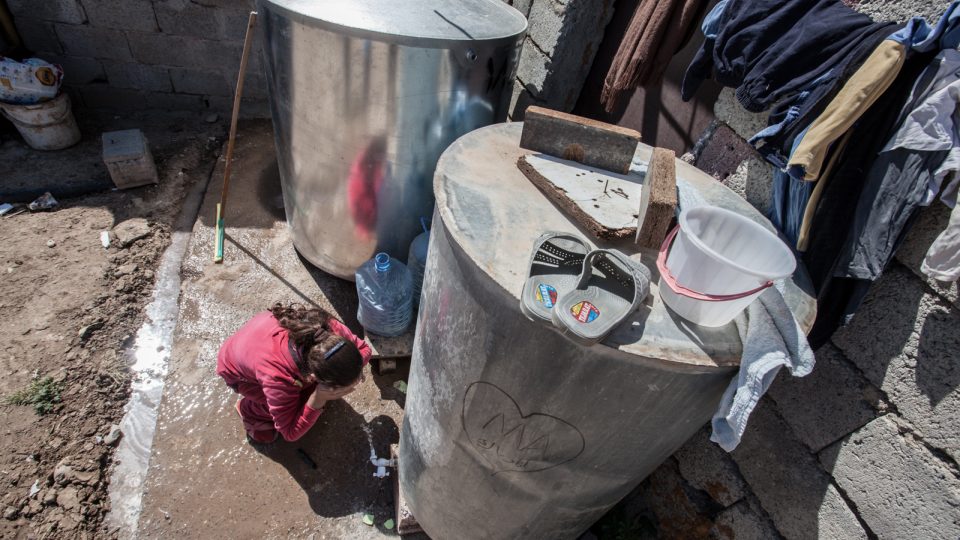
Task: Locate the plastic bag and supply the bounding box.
[0,57,63,105]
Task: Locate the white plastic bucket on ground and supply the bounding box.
[658,206,797,327]
[0,93,81,150]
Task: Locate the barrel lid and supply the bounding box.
[433,123,817,369]
[259,0,527,45]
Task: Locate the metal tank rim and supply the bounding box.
[432,122,818,370]
[257,0,528,49]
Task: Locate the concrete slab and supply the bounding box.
[136,120,417,539]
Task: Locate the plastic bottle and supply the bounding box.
[355,252,414,336]
[407,229,430,308]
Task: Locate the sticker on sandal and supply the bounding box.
[571,301,599,323]
[536,284,558,308]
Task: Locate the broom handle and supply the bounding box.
[219,10,258,213]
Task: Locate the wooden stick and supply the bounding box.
[215,10,258,263]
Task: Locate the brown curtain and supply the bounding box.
[601,0,709,113]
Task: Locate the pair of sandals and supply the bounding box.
[520,232,652,346]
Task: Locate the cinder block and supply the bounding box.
[82,0,157,31]
[127,32,238,70]
[508,0,533,17]
[819,415,960,539]
[154,0,220,38]
[854,1,949,23]
[42,55,105,85]
[7,0,86,24]
[104,62,171,92]
[711,498,781,540]
[673,427,749,507]
[731,401,867,540]
[515,36,550,100]
[894,203,959,308]
[218,8,257,41]
[517,0,614,111]
[768,343,881,452]
[720,157,775,215]
[56,24,132,60]
[80,85,203,112]
[242,71,268,100]
[713,88,768,141]
[509,79,546,120]
[693,122,758,181]
[170,68,231,96]
[832,265,960,462]
[102,129,159,189]
[16,19,63,54]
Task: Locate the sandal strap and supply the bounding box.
[533,240,585,267]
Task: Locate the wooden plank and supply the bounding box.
[519,106,641,174]
[517,153,642,240]
[635,147,677,249]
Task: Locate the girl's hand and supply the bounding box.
[307,381,359,409]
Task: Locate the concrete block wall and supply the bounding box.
[502,0,614,119]
[10,0,609,120]
[600,1,960,537]
[7,0,269,116]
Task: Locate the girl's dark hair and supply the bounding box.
[269,303,363,388]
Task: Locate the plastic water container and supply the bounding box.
[657,206,796,327]
[356,252,414,336]
[407,230,430,307]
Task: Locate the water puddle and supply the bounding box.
[105,224,192,538]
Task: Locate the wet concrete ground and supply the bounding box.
[135,121,411,539]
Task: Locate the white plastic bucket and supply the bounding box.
[0,93,81,150]
[657,206,796,327]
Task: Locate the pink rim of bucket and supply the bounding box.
[657,225,773,302]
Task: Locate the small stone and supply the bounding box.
[3,505,17,520]
[115,277,130,292]
[204,113,219,123]
[78,322,103,340]
[103,424,122,446]
[115,263,138,277]
[144,270,155,280]
[46,239,56,248]
[112,218,151,248]
[43,490,57,506]
[56,487,80,510]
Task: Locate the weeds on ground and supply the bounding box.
[5,376,64,415]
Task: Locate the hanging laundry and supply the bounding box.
[600,0,709,112]
[923,207,960,281]
[787,2,960,182]
[681,0,896,113]
[834,50,960,281]
[801,50,939,347]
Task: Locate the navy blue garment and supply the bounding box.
[681,0,896,113]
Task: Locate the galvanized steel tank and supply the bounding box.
[400,123,816,539]
[258,0,526,279]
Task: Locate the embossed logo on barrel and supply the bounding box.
[462,382,585,475]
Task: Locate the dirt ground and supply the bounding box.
[0,112,224,538]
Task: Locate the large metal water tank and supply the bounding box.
[400,123,816,539]
[258,0,526,279]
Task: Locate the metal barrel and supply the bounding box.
[399,123,816,539]
[258,0,526,279]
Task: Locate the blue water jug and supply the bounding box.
[355,252,413,336]
[407,230,430,308]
